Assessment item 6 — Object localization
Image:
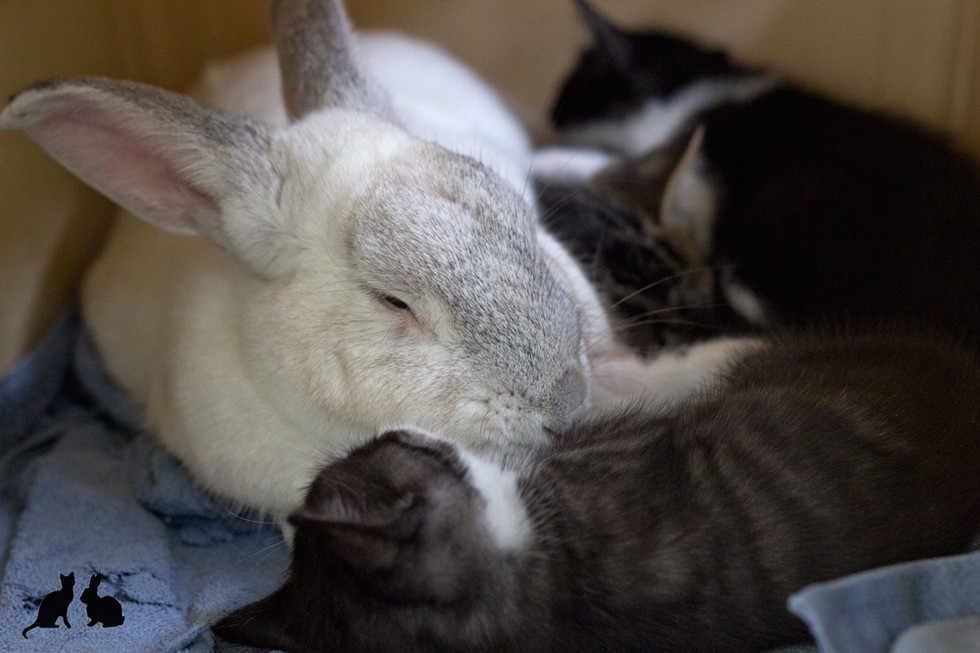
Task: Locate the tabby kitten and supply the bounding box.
[537,133,751,352]
[539,0,980,342]
[214,332,980,652]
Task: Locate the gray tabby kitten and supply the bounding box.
[214,332,980,652]
[537,135,749,352]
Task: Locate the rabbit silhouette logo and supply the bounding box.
[22,572,125,639]
[80,573,125,629]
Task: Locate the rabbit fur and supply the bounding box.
[0,0,616,518]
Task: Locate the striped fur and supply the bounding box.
[215,332,980,652]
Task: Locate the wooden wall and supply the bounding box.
[1,0,978,371]
[345,0,980,143]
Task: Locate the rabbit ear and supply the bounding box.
[0,78,287,275]
[212,587,300,652]
[89,573,101,587]
[290,492,422,571]
[269,0,395,122]
[573,0,634,74]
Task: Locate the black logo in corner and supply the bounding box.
[22,571,125,639]
[22,572,74,639]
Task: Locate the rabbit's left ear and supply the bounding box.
[89,573,101,586]
[0,78,289,276]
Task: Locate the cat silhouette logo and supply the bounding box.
[22,571,124,639]
[21,572,74,639]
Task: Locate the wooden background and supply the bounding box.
[2,0,979,372]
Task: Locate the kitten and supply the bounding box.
[22,572,75,639]
[214,333,980,652]
[539,0,980,342]
[536,133,750,352]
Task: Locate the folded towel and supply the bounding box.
[891,617,980,653]
[789,550,980,653]
[0,314,288,652]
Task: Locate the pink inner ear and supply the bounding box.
[22,104,219,234]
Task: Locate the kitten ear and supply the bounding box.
[290,492,422,571]
[660,125,716,257]
[212,587,300,652]
[573,0,635,73]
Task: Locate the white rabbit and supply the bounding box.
[1,0,615,517]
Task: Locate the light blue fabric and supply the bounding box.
[0,314,288,652]
[0,314,975,652]
[890,617,980,653]
[789,550,980,653]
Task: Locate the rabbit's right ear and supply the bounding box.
[0,79,287,275]
[88,573,101,588]
[269,0,395,121]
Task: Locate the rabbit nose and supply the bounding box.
[545,366,588,433]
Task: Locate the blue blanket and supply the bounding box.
[0,314,975,652]
[0,314,289,652]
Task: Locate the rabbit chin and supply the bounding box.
[147,324,550,519]
[448,406,556,454]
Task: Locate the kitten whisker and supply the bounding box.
[615,316,726,330]
[605,266,720,310]
[611,301,727,322]
[214,539,289,578]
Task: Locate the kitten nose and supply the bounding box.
[546,366,588,433]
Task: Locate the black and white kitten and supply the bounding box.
[214,333,980,652]
[537,0,980,343]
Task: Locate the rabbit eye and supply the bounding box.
[370,288,418,323]
[381,294,411,312]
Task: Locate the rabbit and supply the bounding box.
[79,573,125,628]
[0,0,616,519]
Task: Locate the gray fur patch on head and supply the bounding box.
[348,147,587,427]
